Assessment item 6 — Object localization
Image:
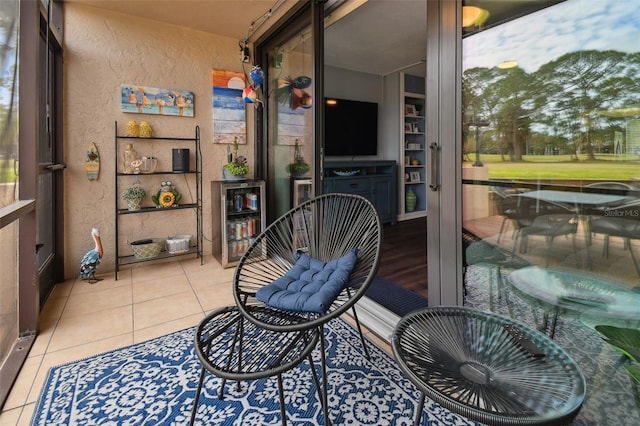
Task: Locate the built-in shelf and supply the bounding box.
[399,73,427,221]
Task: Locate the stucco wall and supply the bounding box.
[64,4,255,278]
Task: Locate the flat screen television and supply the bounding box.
[324,98,378,156]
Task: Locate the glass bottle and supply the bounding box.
[123,143,137,174]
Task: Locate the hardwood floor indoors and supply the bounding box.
[377,217,428,298]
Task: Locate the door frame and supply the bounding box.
[37,2,65,306]
[426,0,464,306]
[254,0,464,309]
[254,0,324,223]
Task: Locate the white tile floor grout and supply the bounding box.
[0,255,391,425]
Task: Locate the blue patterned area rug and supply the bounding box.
[32,318,477,425]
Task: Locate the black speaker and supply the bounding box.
[172,148,189,172]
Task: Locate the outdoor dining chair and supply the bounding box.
[232,192,383,420]
[513,213,578,266]
[493,185,571,246]
[589,208,640,276]
[491,185,527,244]
[582,182,633,218]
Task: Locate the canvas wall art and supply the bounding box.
[277,103,306,145]
[212,69,246,144]
[120,85,194,117]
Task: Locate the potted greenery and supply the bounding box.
[596,325,640,384]
[223,137,249,180]
[122,185,146,211]
[287,161,310,177]
[287,140,310,177]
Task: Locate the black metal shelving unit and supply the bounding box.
[114,121,202,279]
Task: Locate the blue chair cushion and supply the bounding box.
[255,248,359,314]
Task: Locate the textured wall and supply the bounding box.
[64,4,255,278]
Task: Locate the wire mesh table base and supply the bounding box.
[392,306,586,426]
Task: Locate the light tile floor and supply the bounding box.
[0,255,391,425]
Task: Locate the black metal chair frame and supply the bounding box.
[190,306,322,426]
[392,306,586,426]
[233,193,382,329]
[204,193,382,424]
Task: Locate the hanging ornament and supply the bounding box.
[243,86,257,103]
[276,75,313,110]
[291,76,312,89]
[300,93,313,109]
[249,65,264,86]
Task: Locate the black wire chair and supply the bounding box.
[392,306,586,426]
[190,306,322,426]
[232,192,383,420]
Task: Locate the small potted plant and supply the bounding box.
[286,140,310,177]
[223,137,249,180]
[122,185,146,211]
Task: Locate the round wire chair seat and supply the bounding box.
[190,306,321,425]
[392,306,586,426]
[233,192,382,333]
[193,306,319,381]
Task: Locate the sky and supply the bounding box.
[463,0,640,73]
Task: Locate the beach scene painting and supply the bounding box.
[120,85,194,117]
[277,102,306,145]
[212,69,246,144]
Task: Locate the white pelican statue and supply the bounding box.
[79,227,103,284]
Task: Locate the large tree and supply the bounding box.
[463,66,533,161]
[532,50,628,160]
[464,50,640,161]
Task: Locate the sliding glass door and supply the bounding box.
[257,2,321,224]
[456,0,640,422]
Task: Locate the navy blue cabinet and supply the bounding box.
[324,161,397,225]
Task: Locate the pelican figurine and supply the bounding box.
[79,227,103,284]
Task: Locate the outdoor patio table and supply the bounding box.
[518,189,628,212]
[508,266,640,337]
[392,306,586,426]
[190,305,321,426]
[518,189,631,253]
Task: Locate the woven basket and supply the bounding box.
[130,238,165,259]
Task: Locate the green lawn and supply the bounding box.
[471,155,640,180]
[0,159,17,183]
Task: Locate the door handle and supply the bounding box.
[429,142,439,191]
[45,163,67,171]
